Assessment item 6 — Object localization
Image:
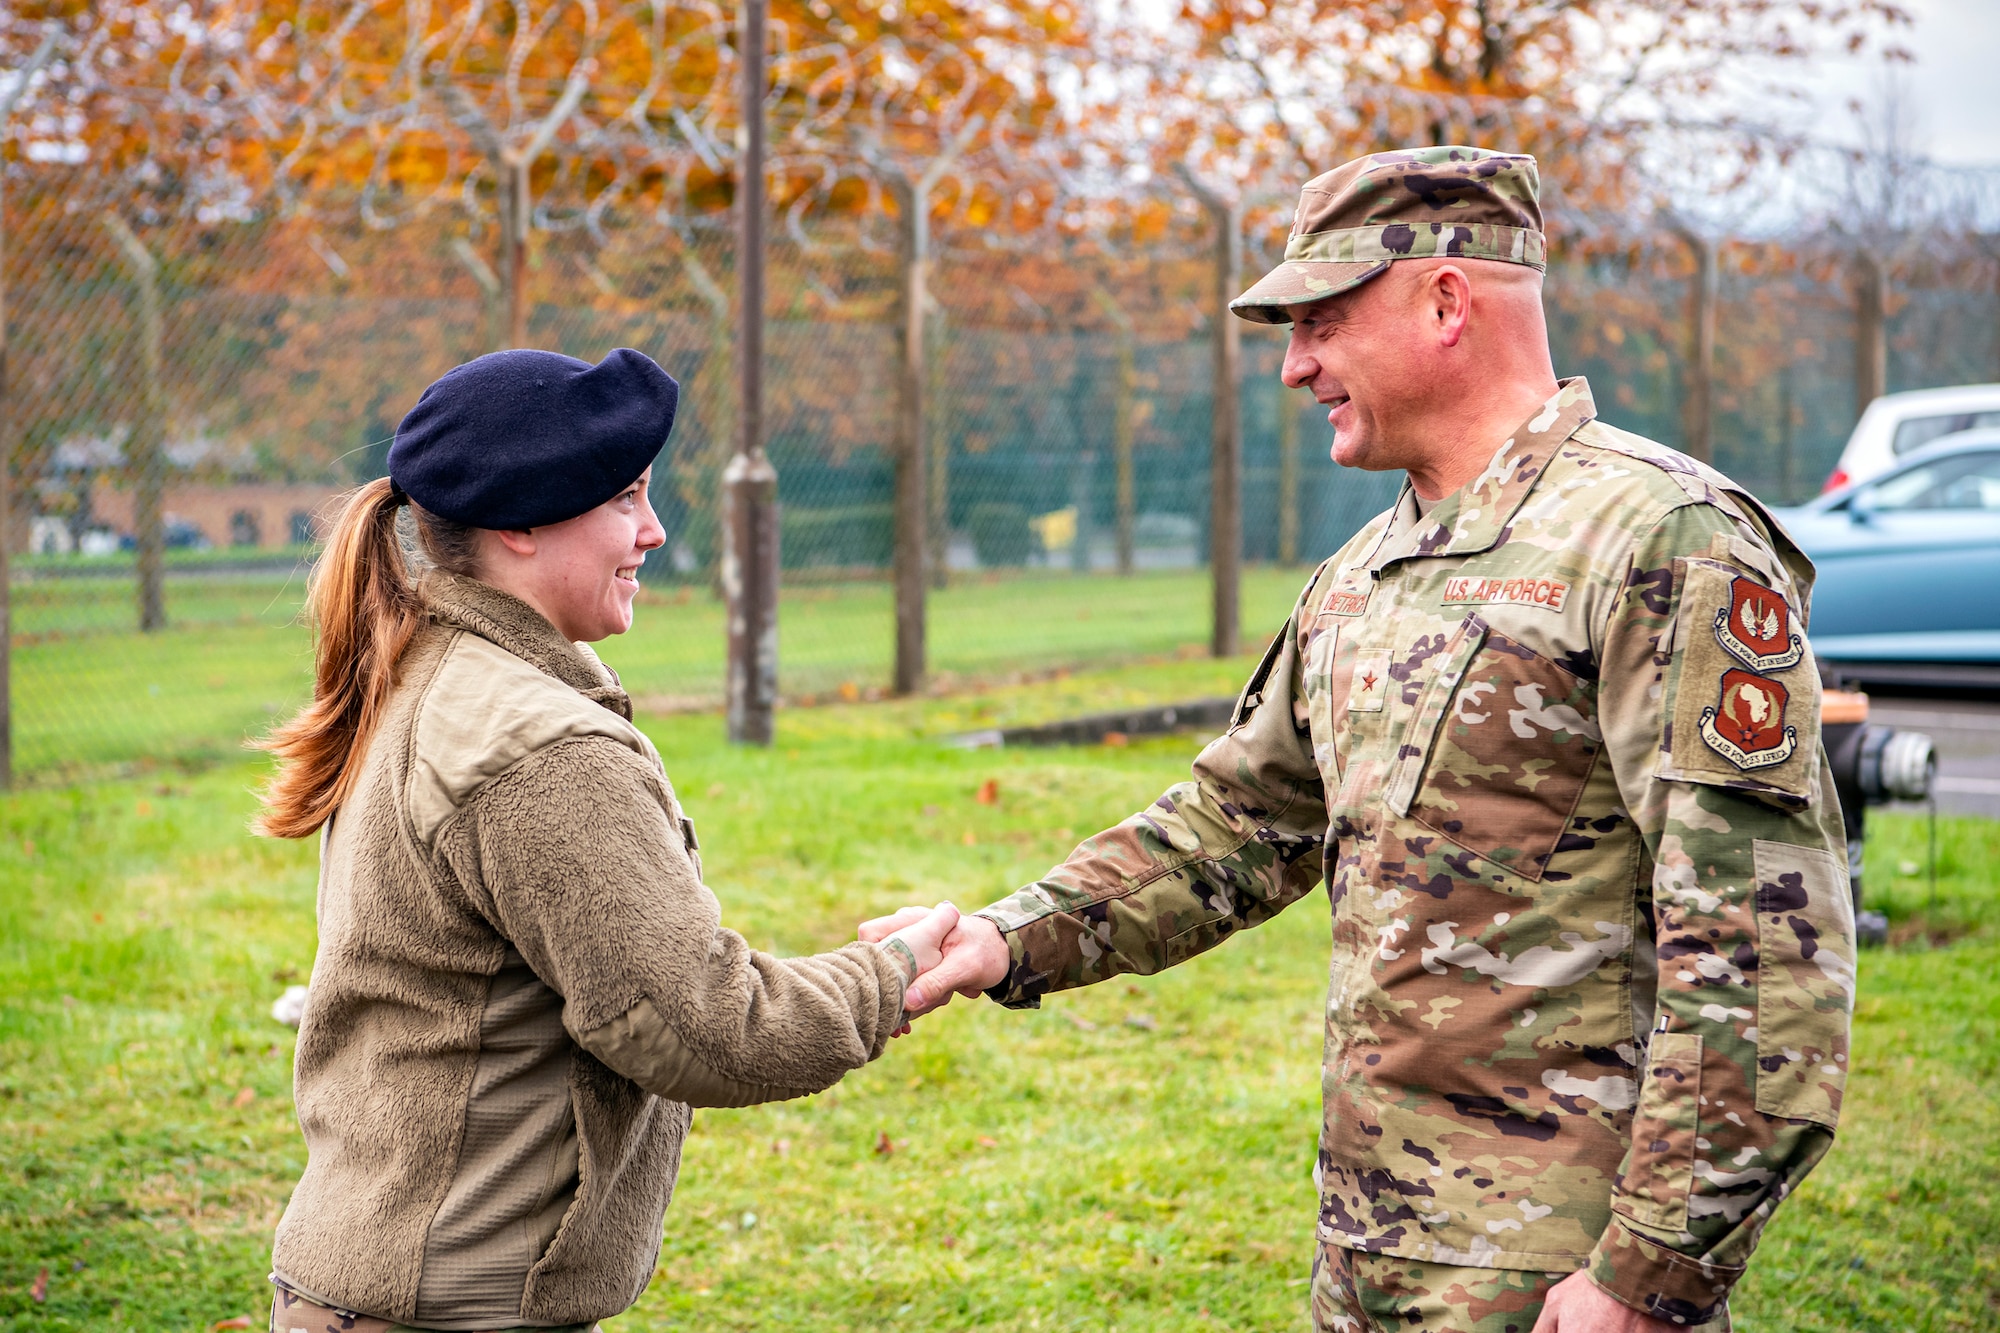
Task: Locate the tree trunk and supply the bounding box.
[505,159,530,349]
[1854,252,1888,422]
[926,303,949,590]
[890,174,928,695]
[726,0,778,745]
[0,167,12,786]
[1203,200,1243,657]
[1277,380,1300,566]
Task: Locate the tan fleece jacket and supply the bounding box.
[273,573,910,1330]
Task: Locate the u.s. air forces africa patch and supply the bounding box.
[1700,667,1797,769]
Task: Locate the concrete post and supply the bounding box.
[725,0,778,744]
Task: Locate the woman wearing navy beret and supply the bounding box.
[254,348,956,1332]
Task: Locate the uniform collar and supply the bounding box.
[420,570,633,718]
[1363,377,1597,574]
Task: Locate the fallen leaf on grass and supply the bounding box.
[231,1088,257,1108]
[874,1131,897,1157]
[1124,1014,1159,1031]
[31,1267,47,1303]
[961,830,977,847]
[976,1136,998,1149]
[975,778,999,805]
[772,1139,790,1156]
[1102,731,1129,748]
[211,1318,255,1330]
[1064,1012,1098,1032]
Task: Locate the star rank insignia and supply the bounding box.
[1348,649,1390,714]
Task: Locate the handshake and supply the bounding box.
[856,902,1011,1023]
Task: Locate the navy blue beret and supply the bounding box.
[388,348,679,529]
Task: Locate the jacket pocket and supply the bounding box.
[1613,1030,1702,1233]
[1383,615,1489,818]
[1751,839,1853,1126]
[1395,626,1602,881]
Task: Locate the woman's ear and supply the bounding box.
[492,528,538,558]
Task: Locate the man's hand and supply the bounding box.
[857,908,1011,1019]
[876,903,961,983]
[905,914,1009,1015]
[1531,1271,1684,1333]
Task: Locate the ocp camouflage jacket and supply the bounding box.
[976,380,1854,1324]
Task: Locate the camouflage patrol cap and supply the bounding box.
[1230,146,1545,325]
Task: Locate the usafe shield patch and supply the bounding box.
[1440,573,1571,612]
[1714,575,1803,672]
[1700,667,1797,769]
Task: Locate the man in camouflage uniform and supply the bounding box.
[885,148,1854,1333]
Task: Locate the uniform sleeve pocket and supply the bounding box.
[1660,559,1819,810]
[1613,1030,1702,1233]
[1752,839,1853,1126]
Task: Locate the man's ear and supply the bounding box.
[492,528,537,558]
[1428,264,1472,349]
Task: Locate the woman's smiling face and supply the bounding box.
[487,468,667,642]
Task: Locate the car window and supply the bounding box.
[1859,451,2000,511]
[1890,410,2000,455]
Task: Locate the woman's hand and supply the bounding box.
[882,903,961,983]
[858,906,934,944]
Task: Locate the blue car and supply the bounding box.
[1768,431,2000,689]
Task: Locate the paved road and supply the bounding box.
[1868,696,2000,820]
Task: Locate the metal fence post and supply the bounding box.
[0,32,59,786]
[1668,221,1716,464]
[1854,251,1888,420]
[725,0,777,745]
[1277,380,1299,566]
[102,212,167,632]
[1092,287,1137,576]
[889,172,929,695]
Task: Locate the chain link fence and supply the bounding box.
[6,175,1999,783]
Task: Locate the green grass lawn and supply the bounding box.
[6,567,1305,782]
[1,660,1995,1331]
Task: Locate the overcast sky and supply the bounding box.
[1790,0,2000,166]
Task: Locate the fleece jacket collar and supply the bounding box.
[420,571,634,720]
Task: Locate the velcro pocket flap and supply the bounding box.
[1613,1030,1702,1233]
[1385,614,1488,818]
[1752,839,1854,1126]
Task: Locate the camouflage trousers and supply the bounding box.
[269,1281,601,1333]
[1308,1243,1732,1333]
